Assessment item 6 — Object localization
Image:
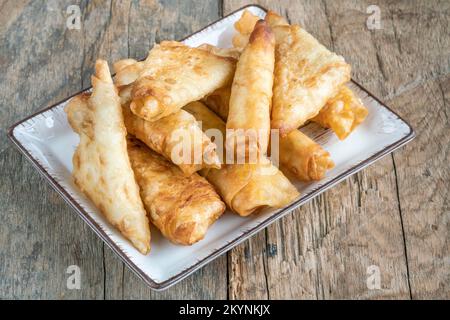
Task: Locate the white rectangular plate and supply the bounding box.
[8,5,414,290]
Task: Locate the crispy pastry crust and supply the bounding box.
[226,20,275,155]
[65,60,151,254]
[271,25,351,135]
[184,101,299,217]
[122,102,221,176]
[127,137,225,245]
[129,41,236,122]
[278,130,335,181]
[312,86,368,140]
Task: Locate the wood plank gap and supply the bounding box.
[219,0,224,18]
[391,153,413,300]
[263,228,270,299]
[102,243,106,300]
[321,0,334,51]
[226,252,230,299]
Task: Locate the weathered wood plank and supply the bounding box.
[389,75,450,299]
[224,0,412,299]
[0,0,105,299]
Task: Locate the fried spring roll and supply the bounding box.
[278,130,334,181]
[226,20,275,155]
[65,61,151,254]
[312,86,368,140]
[130,41,236,122]
[119,85,221,175]
[184,101,299,216]
[198,87,335,181]
[127,137,225,245]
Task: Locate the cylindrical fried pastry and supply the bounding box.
[120,86,221,176]
[278,130,335,181]
[227,20,275,156]
[312,85,369,140]
[198,87,335,181]
[184,101,299,216]
[127,137,225,245]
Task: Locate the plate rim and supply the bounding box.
[6,3,415,291]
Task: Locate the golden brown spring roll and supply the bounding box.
[312,85,368,140]
[119,85,221,175]
[65,60,151,254]
[130,41,236,122]
[270,25,351,135]
[226,20,275,155]
[127,137,225,245]
[184,101,299,217]
[122,105,221,176]
[278,130,334,181]
[195,88,335,181]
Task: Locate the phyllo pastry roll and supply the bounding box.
[312,85,368,140]
[226,20,275,155]
[196,88,335,181]
[278,130,334,181]
[270,25,351,135]
[120,91,220,176]
[126,137,225,245]
[113,58,144,87]
[65,60,151,254]
[184,101,299,217]
[129,41,236,122]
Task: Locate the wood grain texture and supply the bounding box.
[389,75,450,299]
[0,0,448,299]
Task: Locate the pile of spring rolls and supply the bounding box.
[65,10,368,254]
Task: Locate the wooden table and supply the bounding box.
[0,0,448,299]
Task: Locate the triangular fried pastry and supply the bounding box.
[65,60,151,254]
[130,41,236,122]
[270,25,351,135]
